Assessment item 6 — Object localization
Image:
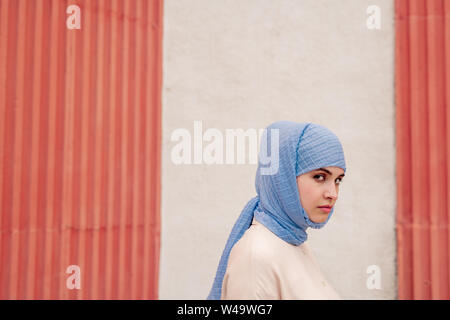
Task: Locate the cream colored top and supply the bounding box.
[221,217,341,300]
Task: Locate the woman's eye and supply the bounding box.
[314,174,325,181]
[314,174,343,184]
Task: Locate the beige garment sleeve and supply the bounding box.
[221,233,281,300]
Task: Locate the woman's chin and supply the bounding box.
[310,213,329,223]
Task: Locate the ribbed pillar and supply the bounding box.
[396,0,450,300]
[0,0,162,299]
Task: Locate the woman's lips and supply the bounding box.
[318,206,332,213]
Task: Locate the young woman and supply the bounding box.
[207,121,347,300]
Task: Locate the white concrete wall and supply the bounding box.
[160,0,396,299]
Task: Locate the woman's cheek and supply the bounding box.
[300,187,314,209]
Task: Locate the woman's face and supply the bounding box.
[296,166,345,223]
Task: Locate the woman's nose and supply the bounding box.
[325,185,338,199]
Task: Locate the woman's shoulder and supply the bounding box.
[229,218,288,264]
[222,218,288,299]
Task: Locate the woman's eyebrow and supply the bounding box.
[316,168,345,177]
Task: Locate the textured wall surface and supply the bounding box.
[160,0,396,299]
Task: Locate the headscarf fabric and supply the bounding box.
[207,121,347,300]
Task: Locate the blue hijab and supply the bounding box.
[206,121,347,300]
